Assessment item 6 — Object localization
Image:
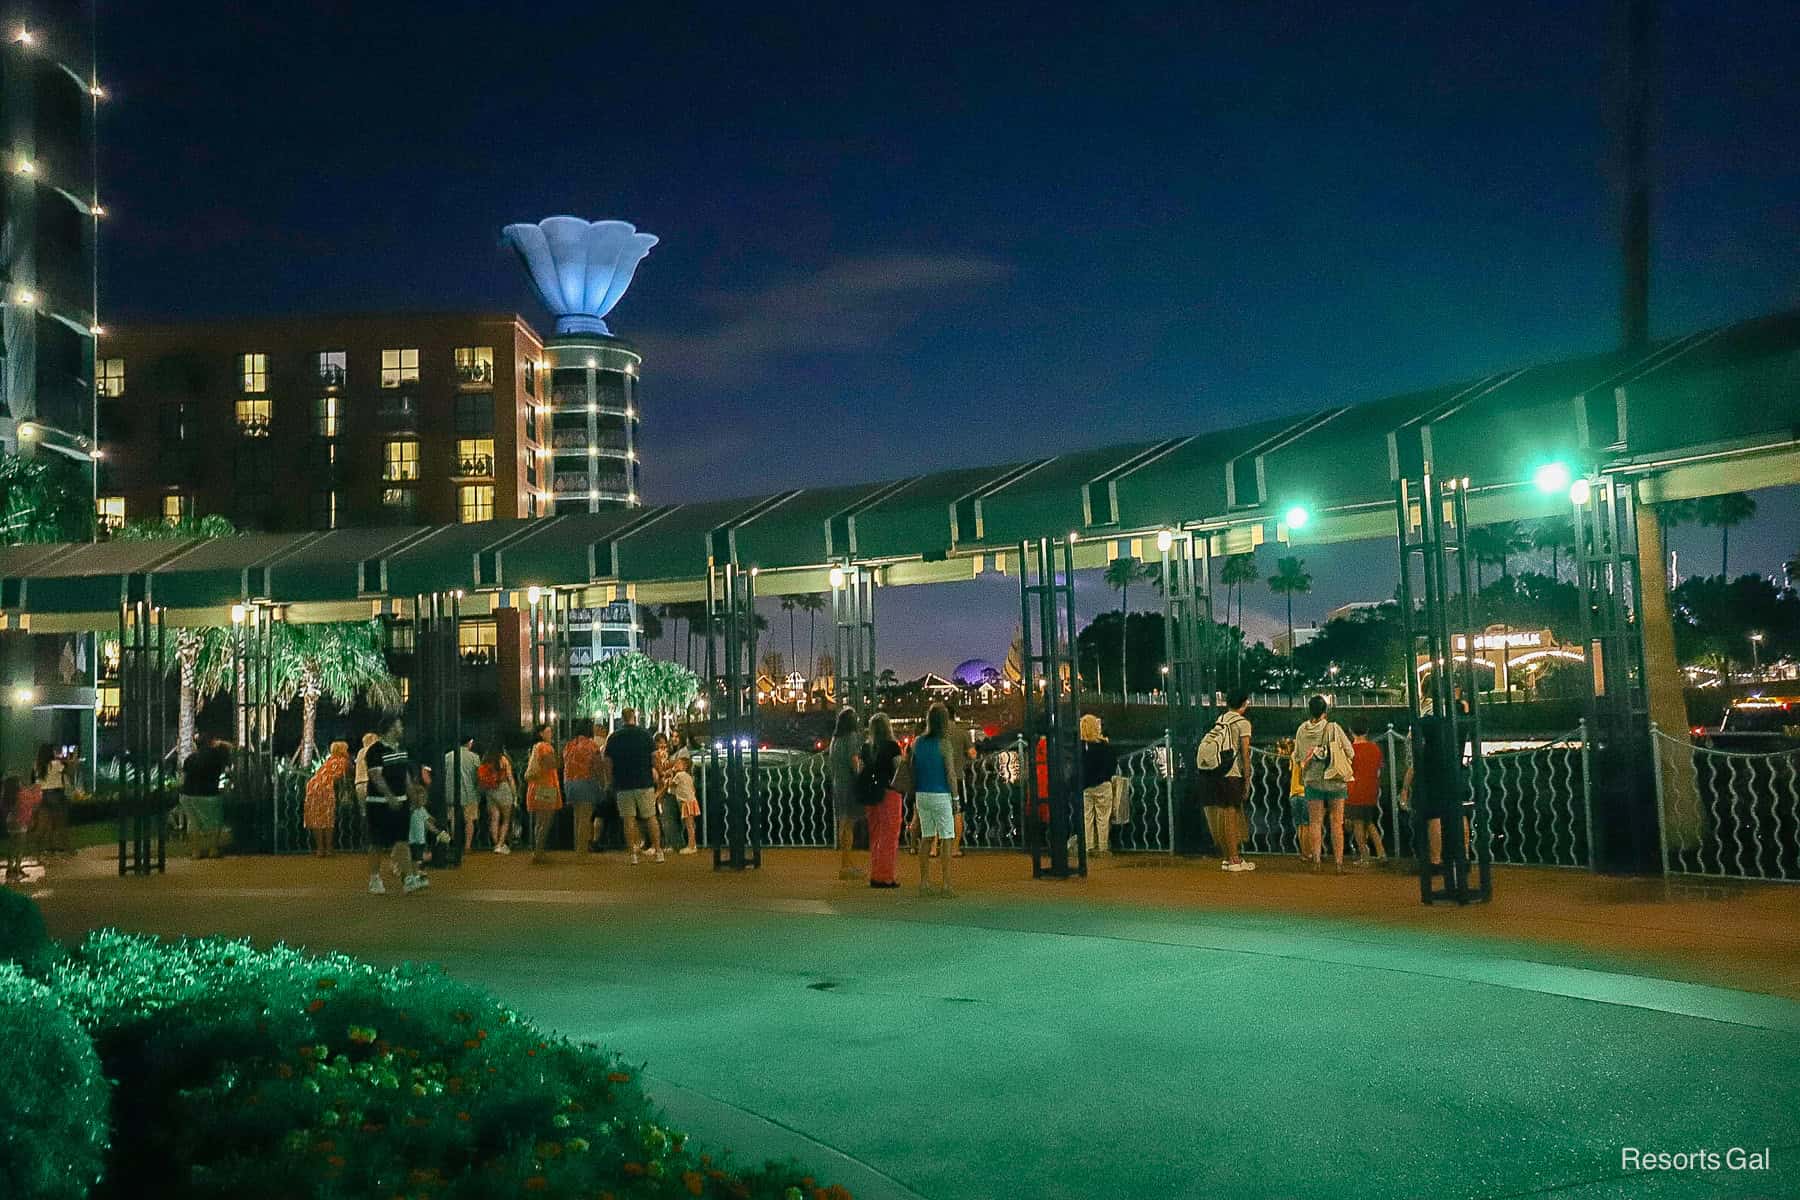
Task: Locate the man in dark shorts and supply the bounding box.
[604,707,661,864]
[179,734,233,859]
[1210,691,1254,871]
[363,716,414,894]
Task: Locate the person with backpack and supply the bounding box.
[1197,692,1254,871]
[1292,695,1355,871]
[861,712,904,889]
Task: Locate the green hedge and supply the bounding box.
[0,965,110,1200]
[0,885,54,974]
[2,897,843,1200]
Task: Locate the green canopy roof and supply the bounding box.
[5,308,1795,626]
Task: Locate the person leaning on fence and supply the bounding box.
[523,724,562,865]
[828,706,866,880]
[561,722,602,856]
[942,699,974,857]
[479,742,516,854]
[861,712,905,888]
[1198,692,1254,871]
[303,740,351,858]
[911,703,958,896]
[1345,721,1387,865]
[1399,715,1467,869]
[605,707,662,865]
[669,749,700,854]
[1079,714,1119,856]
[1292,696,1355,872]
[179,734,233,860]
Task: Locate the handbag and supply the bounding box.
[1110,775,1131,825]
[890,748,915,798]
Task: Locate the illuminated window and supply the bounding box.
[380,348,419,388]
[381,488,417,521]
[161,494,192,525]
[382,440,419,481]
[458,619,497,664]
[235,397,272,436]
[98,685,121,726]
[523,360,536,396]
[97,357,125,397]
[317,350,346,388]
[455,437,494,476]
[308,491,338,531]
[96,495,124,533]
[458,484,495,524]
[238,352,268,393]
[454,346,493,386]
[396,676,411,702]
[314,395,338,438]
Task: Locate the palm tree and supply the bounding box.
[1267,556,1312,682]
[1695,493,1757,577]
[116,514,239,759]
[877,667,899,693]
[0,451,93,543]
[779,596,798,670]
[795,593,828,679]
[636,606,664,656]
[1221,553,1259,685]
[274,620,402,765]
[1532,516,1576,581]
[1466,521,1530,589]
[1102,556,1147,694]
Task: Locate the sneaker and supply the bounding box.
[678,845,697,855]
[494,843,511,855]
[653,850,666,864]
[368,874,386,894]
[403,874,427,894]
[1238,859,1256,871]
[630,852,640,865]
[1221,860,1234,871]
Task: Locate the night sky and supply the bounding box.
[101,2,1799,674]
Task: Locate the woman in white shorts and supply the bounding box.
[909,703,958,897]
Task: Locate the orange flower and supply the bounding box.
[463,1040,480,1050]
[327,1156,346,1168]
[606,1072,631,1084]
[524,1176,548,1191]
[313,1140,335,1154]
[277,1064,293,1079]
[297,1046,315,1059]
[623,1162,646,1177]
[307,1000,325,1013]
[456,1112,471,1122]
[683,1170,705,1196]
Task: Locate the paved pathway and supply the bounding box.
[26,849,1800,1199]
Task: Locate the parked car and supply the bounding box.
[1703,696,1800,752]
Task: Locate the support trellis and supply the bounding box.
[706,558,762,870]
[412,590,465,866]
[1394,469,1491,904]
[1019,536,1084,879]
[231,602,280,854]
[116,588,168,876]
[830,561,876,716]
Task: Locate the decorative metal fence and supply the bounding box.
[1653,727,1800,883]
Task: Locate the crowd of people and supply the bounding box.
[2,743,78,882]
[830,700,976,896]
[285,707,705,896]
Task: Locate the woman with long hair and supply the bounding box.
[911,704,956,896]
[479,741,516,853]
[33,743,70,855]
[863,712,904,889]
[303,740,351,857]
[828,707,864,880]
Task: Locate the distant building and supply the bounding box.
[1272,626,1322,656]
[1326,601,1387,622]
[2,3,100,453]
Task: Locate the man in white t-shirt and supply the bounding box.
[1209,692,1254,872]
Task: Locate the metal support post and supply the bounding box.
[708,559,762,871]
[116,593,168,876]
[1020,537,1085,879]
[830,562,876,715]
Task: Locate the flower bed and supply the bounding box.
[1,899,846,1200]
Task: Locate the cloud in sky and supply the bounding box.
[636,254,1010,385]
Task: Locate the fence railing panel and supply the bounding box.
[1655,729,1800,883]
[1477,730,1589,868]
[961,740,1026,850]
[1107,741,1174,853]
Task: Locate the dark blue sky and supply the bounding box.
[102,2,1799,673]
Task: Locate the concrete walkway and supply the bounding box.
[25,848,1800,1200]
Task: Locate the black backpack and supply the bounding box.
[856,742,886,805]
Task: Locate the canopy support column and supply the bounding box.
[1020,536,1084,879]
[232,602,279,854]
[1159,531,1214,735]
[1395,471,1491,904]
[116,593,168,876]
[412,590,464,866]
[707,559,762,871]
[1573,474,1658,872]
[830,562,875,715]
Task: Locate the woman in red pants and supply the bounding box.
[863,712,905,888]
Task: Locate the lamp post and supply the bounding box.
[1749,632,1763,681]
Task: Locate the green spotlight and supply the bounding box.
[1283,505,1310,530]
[1533,461,1572,495]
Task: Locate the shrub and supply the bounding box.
[0,964,110,1200]
[52,932,833,1200]
[0,885,54,974]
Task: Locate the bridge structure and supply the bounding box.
[2,309,1796,886]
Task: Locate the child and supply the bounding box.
[1346,721,1388,864]
[4,775,43,882]
[405,780,450,894]
[670,750,700,854]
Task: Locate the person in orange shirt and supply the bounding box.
[562,721,603,856]
[1345,720,1388,865]
[523,724,562,864]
